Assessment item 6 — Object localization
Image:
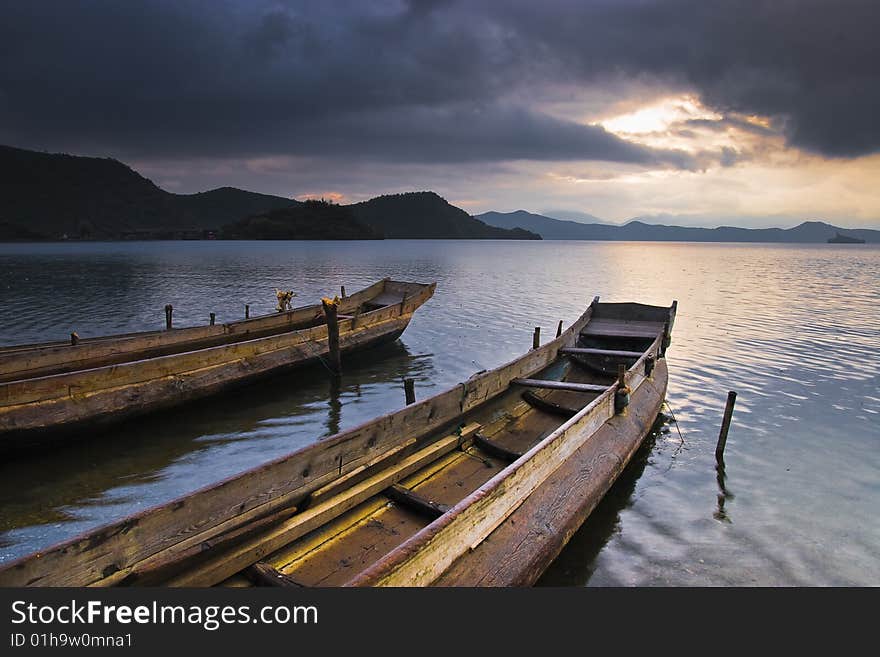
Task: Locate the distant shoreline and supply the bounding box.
[2,237,877,245]
[476,211,880,244]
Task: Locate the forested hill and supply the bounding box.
[350,192,541,239]
[221,201,381,240]
[0,145,297,239]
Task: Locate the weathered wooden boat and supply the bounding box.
[0,297,675,587]
[0,279,435,446]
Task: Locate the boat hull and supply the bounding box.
[0,281,434,450]
[0,279,392,382]
[0,320,410,451]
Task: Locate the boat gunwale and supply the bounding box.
[0,278,397,355]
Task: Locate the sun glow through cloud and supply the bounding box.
[598,95,722,135]
[593,94,752,155]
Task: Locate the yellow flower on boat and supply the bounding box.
[321,295,340,306]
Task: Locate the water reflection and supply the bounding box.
[326,375,343,438]
[537,417,668,585]
[714,462,735,523]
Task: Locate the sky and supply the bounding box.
[2,0,879,228]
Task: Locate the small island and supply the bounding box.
[827,231,866,244]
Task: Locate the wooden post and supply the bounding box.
[209,312,215,326]
[164,304,173,330]
[245,304,250,319]
[322,297,341,376]
[532,326,540,350]
[715,391,737,464]
[70,332,79,346]
[556,320,563,338]
[404,378,416,406]
[341,286,346,298]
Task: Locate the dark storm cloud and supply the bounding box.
[490,0,880,158]
[0,0,876,162]
[269,103,698,166]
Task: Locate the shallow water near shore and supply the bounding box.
[0,239,878,585]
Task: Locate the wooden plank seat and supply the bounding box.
[560,347,644,358]
[581,319,664,339]
[510,378,609,393]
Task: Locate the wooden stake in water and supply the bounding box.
[556,320,563,338]
[533,326,541,350]
[404,378,416,405]
[209,312,215,326]
[322,297,341,376]
[245,304,250,320]
[341,286,346,298]
[164,304,173,330]
[715,391,738,463]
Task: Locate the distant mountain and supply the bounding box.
[539,209,609,225]
[350,192,540,239]
[616,219,880,243]
[0,146,539,241]
[476,210,617,239]
[0,145,298,239]
[221,201,381,240]
[478,209,880,243]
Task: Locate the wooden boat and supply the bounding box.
[0,297,676,587]
[0,278,435,446]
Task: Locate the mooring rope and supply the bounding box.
[301,337,337,375]
[662,399,686,456]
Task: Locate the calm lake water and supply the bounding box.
[0,240,878,586]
